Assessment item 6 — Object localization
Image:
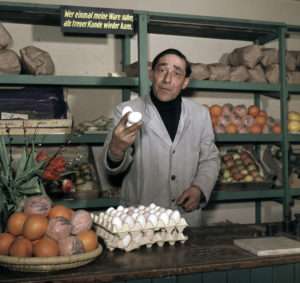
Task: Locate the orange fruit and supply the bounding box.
[78,230,98,252]
[258,110,268,118]
[7,212,28,236]
[0,233,15,255]
[255,115,267,126]
[33,237,59,257]
[209,104,222,118]
[249,123,262,134]
[225,123,238,134]
[247,105,260,117]
[23,215,48,241]
[9,237,32,257]
[211,115,218,128]
[48,205,74,221]
[272,123,281,134]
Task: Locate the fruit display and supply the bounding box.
[209,104,281,134]
[92,203,188,252]
[76,115,113,133]
[288,111,300,133]
[219,148,266,184]
[0,195,98,257]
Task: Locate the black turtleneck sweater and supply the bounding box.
[151,90,182,141]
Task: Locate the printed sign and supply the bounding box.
[61,5,135,35]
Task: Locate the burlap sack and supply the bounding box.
[0,49,21,74]
[124,61,151,77]
[190,63,210,80]
[265,64,279,83]
[0,23,12,49]
[287,72,300,84]
[219,53,230,65]
[229,66,249,82]
[20,46,55,75]
[228,45,262,69]
[296,52,300,67]
[286,51,297,72]
[248,65,267,83]
[289,51,300,67]
[260,48,278,67]
[208,63,231,81]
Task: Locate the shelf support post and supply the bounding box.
[138,13,150,97]
[122,36,131,101]
[279,25,291,227]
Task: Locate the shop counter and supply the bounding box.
[1,225,300,283]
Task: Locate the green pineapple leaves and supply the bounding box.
[0,137,45,213]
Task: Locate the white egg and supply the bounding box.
[159,212,170,226]
[138,205,145,211]
[110,210,118,216]
[120,214,127,221]
[106,207,115,215]
[116,205,124,211]
[171,210,181,223]
[148,213,158,226]
[112,216,123,230]
[122,106,133,116]
[127,112,142,126]
[120,234,131,248]
[131,212,139,219]
[124,215,135,228]
[149,203,156,210]
[166,209,173,216]
[136,214,146,228]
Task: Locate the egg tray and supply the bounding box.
[94,225,187,252]
[91,204,188,252]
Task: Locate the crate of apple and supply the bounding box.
[220,149,266,184]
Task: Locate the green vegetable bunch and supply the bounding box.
[0,137,46,225]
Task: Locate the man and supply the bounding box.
[102,48,220,226]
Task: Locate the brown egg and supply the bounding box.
[0,233,15,255]
[7,212,28,236]
[23,215,48,241]
[48,205,74,221]
[33,237,59,257]
[9,237,32,257]
[78,230,98,252]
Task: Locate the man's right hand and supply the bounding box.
[108,112,143,160]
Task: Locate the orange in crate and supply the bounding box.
[247,105,260,117]
[248,123,263,134]
[225,123,238,134]
[209,104,222,117]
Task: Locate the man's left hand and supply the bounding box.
[176,185,202,212]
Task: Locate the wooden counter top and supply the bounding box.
[1,224,300,283]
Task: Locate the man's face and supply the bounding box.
[150,54,190,102]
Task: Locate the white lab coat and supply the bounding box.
[103,94,220,226]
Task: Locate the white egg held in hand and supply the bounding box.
[122,106,133,116]
[127,111,142,127]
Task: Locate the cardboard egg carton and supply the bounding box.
[91,203,188,252]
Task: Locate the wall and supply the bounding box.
[2,0,300,225]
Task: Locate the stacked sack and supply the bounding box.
[192,45,300,84]
[0,23,20,74]
[0,22,54,75]
[123,44,300,84]
[92,203,188,252]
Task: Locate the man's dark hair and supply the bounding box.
[151,48,191,78]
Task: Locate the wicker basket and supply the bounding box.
[0,245,102,272]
